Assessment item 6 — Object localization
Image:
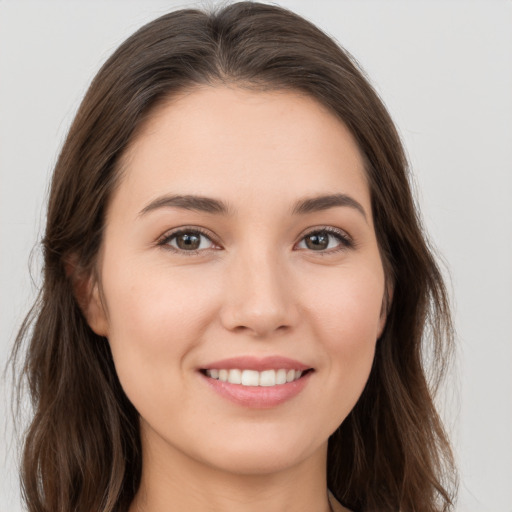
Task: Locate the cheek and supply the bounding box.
[308,263,385,344]
[305,264,384,401]
[105,256,215,333]
[100,260,219,400]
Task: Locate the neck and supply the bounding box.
[129,425,333,512]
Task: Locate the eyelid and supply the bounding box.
[156,225,354,256]
[295,226,354,254]
[157,226,221,255]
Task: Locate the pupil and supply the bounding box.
[177,233,200,250]
[306,232,328,250]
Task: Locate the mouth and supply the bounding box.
[198,356,314,407]
[200,368,313,387]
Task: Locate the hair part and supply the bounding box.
[11,2,457,511]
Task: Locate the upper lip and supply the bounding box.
[201,356,311,372]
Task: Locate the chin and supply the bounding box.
[192,426,327,476]
[204,450,309,476]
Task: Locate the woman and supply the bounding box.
[11,2,457,511]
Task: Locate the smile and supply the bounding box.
[204,368,304,387]
[200,357,313,408]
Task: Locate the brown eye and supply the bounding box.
[304,232,330,250]
[297,228,352,253]
[161,229,216,253]
[176,232,201,250]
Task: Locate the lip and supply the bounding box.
[199,356,313,409]
[201,371,312,408]
[200,355,311,372]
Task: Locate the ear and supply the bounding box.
[377,280,394,339]
[66,258,109,337]
[83,280,109,337]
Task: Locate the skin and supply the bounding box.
[84,85,388,512]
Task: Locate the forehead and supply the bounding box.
[115,85,370,220]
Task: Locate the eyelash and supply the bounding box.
[157,226,354,256]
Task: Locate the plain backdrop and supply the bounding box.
[1,1,511,511]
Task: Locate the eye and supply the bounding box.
[296,227,353,253]
[158,228,218,255]
[158,226,352,256]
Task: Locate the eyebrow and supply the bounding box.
[291,193,367,220]
[139,193,367,221]
[139,194,232,216]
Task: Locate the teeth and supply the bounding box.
[259,370,275,387]
[205,368,306,386]
[276,369,287,385]
[228,369,242,384]
[241,370,259,386]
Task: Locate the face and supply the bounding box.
[87,85,387,476]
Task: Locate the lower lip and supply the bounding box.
[201,371,312,408]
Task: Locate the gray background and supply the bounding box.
[1,1,511,510]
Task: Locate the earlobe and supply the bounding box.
[84,281,109,337]
[377,309,387,339]
[66,258,109,337]
[377,282,394,339]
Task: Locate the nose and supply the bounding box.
[219,246,299,338]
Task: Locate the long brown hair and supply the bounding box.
[10,2,457,511]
